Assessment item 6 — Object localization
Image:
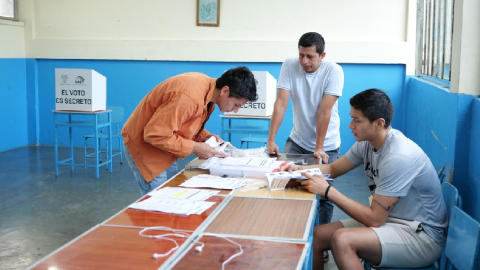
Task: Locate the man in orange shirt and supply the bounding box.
[122,67,258,196]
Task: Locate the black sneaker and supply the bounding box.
[323,251,329,263]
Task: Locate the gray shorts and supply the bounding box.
[339,218,443,268]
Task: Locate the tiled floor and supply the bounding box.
[0,146,368,270]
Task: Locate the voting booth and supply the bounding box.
[225,71,276,117]
[55,69,106,111]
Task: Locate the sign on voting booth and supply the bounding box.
[55,69,106,111]
[225,71,276,117]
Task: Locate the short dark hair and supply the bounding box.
[216,66,258,102]
[298,32,325,55]
[350,88,394,128]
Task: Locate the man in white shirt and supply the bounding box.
[267,32,344,262]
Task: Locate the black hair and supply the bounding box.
[216,66,258,102]
[298,32,325,55]
[350,88,394,128]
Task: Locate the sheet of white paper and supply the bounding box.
[199,157,221,169]
[220,157,276,167]
[180,174,254,189]
[147,187,219,201]
[129,197,215,215]
[205,136,219,147]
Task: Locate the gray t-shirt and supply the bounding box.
[278,57,344,152]
[345,129,448,246]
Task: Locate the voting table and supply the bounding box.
[30,154,320,270]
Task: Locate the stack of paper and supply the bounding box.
[209,157,290,178]
[265,168,330,190]
[128,187,219,215]
[180,174,255,189]
[198,157,221,169]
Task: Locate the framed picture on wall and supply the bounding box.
[196,0,220,27]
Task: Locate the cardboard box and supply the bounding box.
[225,71,276,117]
[55,69,106,111]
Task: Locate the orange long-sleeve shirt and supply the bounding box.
[121,72,216,181]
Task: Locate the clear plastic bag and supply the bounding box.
[222,145,269,158]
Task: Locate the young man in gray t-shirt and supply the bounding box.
[281,89,447,269]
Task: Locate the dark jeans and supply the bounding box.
[284,137,340,225]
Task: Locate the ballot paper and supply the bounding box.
[220,157,274,166]
[128,187,219,215]
[180,174,255,189]
[199,157,221,170]
[265,168,330,190]
[147,186,219,201]
[209,157,290,178]
[128,197,215,215]
[205,136,229,155]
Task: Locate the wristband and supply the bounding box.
[324,185,332,200]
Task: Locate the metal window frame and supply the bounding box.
[0,0,18,21]
[416,0,454,81]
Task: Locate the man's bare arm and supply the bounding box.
[267,88,290,155]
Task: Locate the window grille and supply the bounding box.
[416,0,454,81]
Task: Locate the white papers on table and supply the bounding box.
[180,174,255,189]
[209,157,289,178]
[129,197,215,215]
[128,187,219,215]
[147,186,219,200]
[219,157,275,167]
[199,157,221,169]
[265,168,330,190]
[199,156,272,170]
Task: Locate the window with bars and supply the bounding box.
[416,0,454,81]
[0,0,17,20]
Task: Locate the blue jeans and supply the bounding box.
[124,145,178,196]
[284,137,340,225]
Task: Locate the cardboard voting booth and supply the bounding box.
[55,69,106,111]
[225,71,276,117]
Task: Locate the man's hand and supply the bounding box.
[192,142,222,159]
[300,172,330,195]
[314,149,329,164]
[267,141,281,157]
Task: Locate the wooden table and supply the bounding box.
[29,154,319,270]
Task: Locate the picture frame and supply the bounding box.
[196,0,220,27]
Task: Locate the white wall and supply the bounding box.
[0,19,25,58]
[18,0,416,72]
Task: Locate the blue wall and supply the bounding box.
[405,78,458,176]
[466,98,480,221]
[340,64,406,151]
[34,60,406,155]
[405,77,480,224]
[0,58,29,152]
